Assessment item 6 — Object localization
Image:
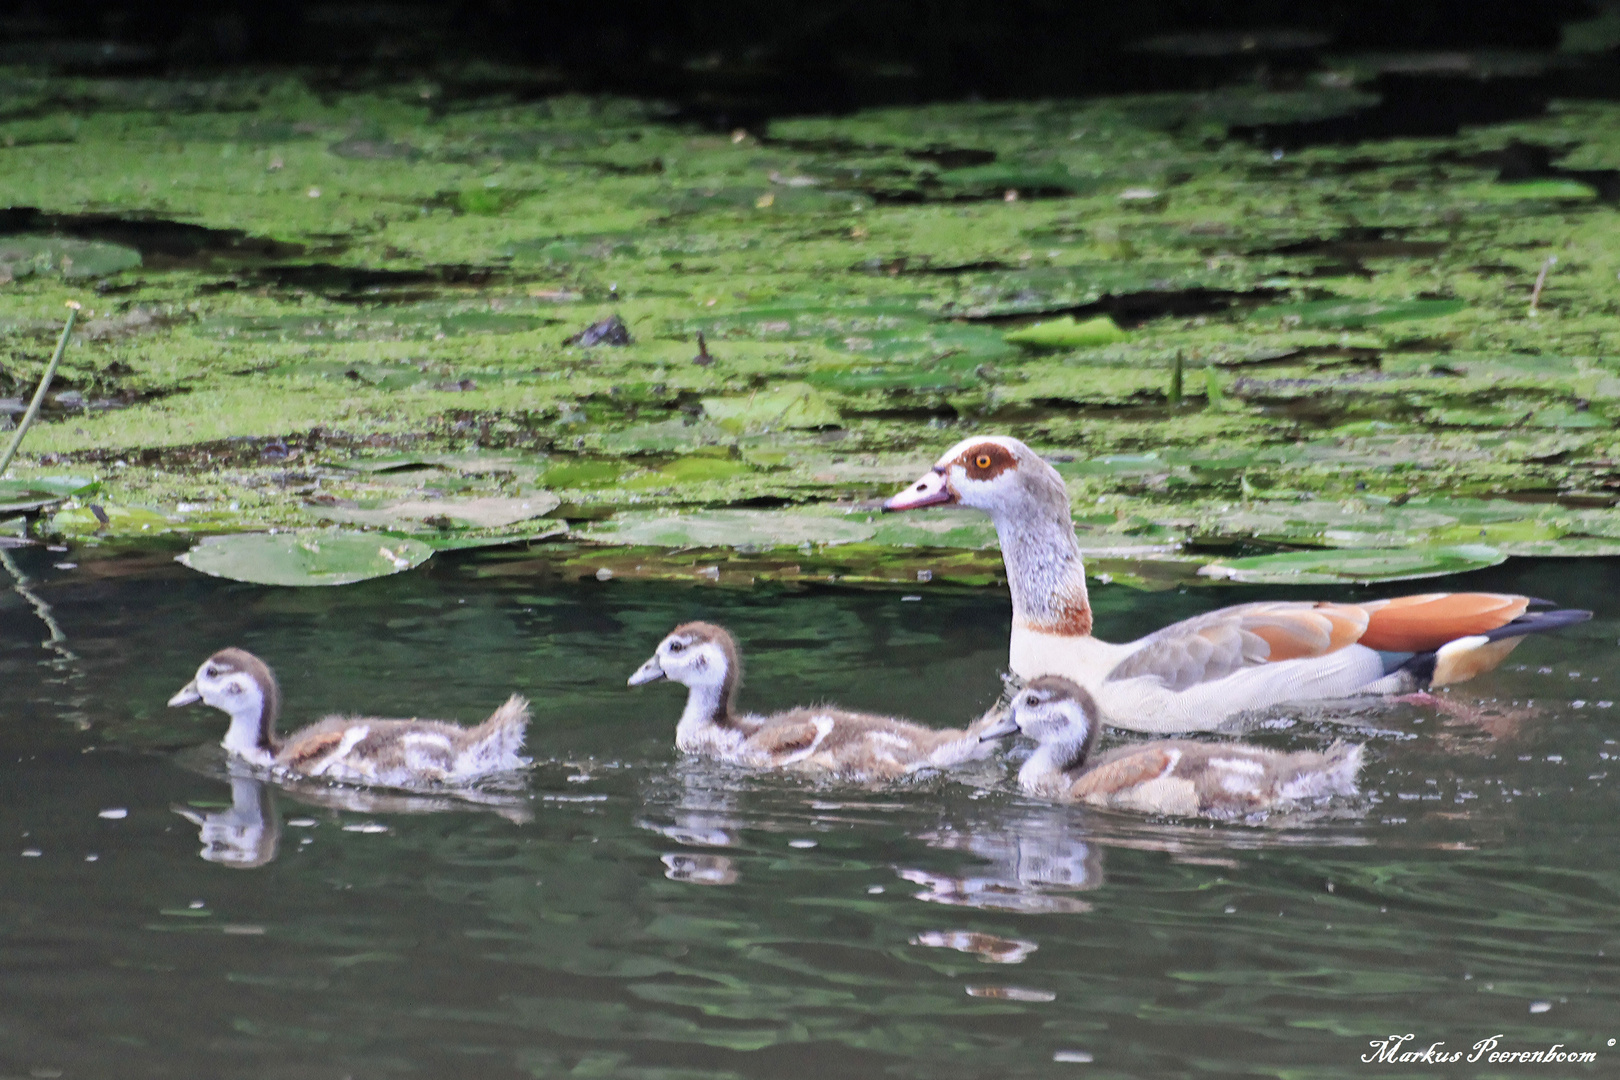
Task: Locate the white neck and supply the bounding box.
[675,683,740,753]
[220,701,274,767]
[988,493,1092,636]
[1017,730,1091,795]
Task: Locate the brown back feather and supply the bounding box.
[207,647,281,750]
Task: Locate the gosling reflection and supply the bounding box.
[900,805,1104,914]
[638,759,749,849]
[661,853,739,885]
[173,773,281,868]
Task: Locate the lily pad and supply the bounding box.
[580,509,878,549]
[700,384,841,432]
[178,532,435,586]
[1197,544,1505,585]
[1249,298,1467,328]
[1004,316,1128,350]
[313,493,561,530]
[0,235,141,280]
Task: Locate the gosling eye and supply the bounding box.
[668,640,685,653]
[1023,694,1039,707]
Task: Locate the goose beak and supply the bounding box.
[627,655,666,687]
[168,680,201,707]
[883,467,954,511]
[978,714,1021,742]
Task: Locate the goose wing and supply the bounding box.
[1104,593,1552,691]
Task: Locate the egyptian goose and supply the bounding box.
[168,648,530,788]
[627,621,999,778]
[981,676,1363,816]
[886,435,1591,732]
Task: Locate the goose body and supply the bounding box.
[887,436,1592,733]
[169,648,530,789]
[628,622,999,778]
[984,676,1363,817]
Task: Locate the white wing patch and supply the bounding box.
[304,725,372,778]
[776,715,836,765]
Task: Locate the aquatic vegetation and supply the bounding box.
[2,72,1619,581]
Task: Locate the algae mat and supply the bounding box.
[2,72,1619,582]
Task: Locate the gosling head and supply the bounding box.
[980,676,1099,759]
[628,622,739,694]
[883,435,1067,520]
[169,648,280,762]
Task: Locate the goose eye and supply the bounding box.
[669,641,685,653]
[975,454,992,469]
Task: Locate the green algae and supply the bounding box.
[1,72,1619,583]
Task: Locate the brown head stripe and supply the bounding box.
[206,647,281,746]
[1025,675,1098,719]
[957,442,1017,482]
[667,621,743,720]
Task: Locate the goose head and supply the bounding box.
[883,435,1068,521]
[628,622,738,692]
[169,648,281,765]
[981,676,1101,768]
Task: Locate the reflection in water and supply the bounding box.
[275,775,534,824]
[661,853,739,885]
[910,930,1039,963]
[172,770,281,868]
[638,760,749,848]
[900,806,1104,914]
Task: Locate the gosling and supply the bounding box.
[627,621,998,779]
[169,648,529,789]
[981,675,1363,818]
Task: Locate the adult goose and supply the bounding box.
[981,676,1363,817]
[169,648,530,788]
[886,435,1591,732]
[628,621,999,779]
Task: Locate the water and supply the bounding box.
[3,547,1618,1078]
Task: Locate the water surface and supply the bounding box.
[3,549,1618,1077]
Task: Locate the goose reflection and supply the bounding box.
[898,806,1104,914]
[173,771,281,868]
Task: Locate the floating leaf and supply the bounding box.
[178,531,434,586]
[1004,316,1128,350]
[580,509,878,549]
[700,384,841,432]
[1249,298,1467,328]
[0,235,141,279]
[312,493,561,530]
[408,521,567,550]
[1197,544,1505,585]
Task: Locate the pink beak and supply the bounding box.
[883,468,955,511]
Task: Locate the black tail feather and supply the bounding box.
[1393,608,1591,687]
[1480,608,1592,643]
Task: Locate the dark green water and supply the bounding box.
[2,548,1618,1078]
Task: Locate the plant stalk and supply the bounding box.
[0,302,80,477]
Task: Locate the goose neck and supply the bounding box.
[990,504,1093,637]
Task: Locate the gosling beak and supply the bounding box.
[627,655,667,687]
[883,467,955,511]
[168,680,202,707]
[978,714,1021,742]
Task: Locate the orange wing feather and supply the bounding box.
[1354,593,1529,652]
